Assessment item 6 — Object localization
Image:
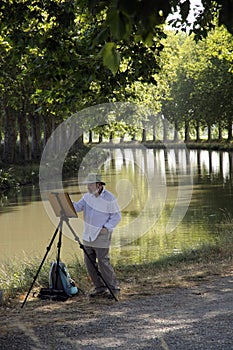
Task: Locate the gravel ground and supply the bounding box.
[0,273,233,350]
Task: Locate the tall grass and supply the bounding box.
[0,256,50,301]
[0,254,91,305]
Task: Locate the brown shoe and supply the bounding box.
[107,289,120,300]
[89,289,108,298]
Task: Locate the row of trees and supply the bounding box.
[156,27,233,142]
[0,0,163,162]
[0,1,233,163]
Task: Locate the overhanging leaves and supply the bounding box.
[101,42,121,75]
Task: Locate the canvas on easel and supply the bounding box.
[48,192,77,218]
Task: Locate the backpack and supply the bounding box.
[49,261,79,297]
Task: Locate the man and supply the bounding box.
[73,173,121,299]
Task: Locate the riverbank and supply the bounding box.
[97,139,233,150]
[1,220,233,306]
[1,140,233,192]
[1,221,233,348]
[0,146,90,192]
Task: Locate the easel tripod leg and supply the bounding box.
[21,220,62,308]
[55,221,63,289]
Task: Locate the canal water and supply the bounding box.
[0,148,233,265]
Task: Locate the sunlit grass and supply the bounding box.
[0,256,50,303]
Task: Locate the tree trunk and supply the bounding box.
[218,121,223,140]
[74,134,84,149]
[29,114,42,160]
[18,111,29,161]
[184,120,190,142]
[43,114,53,147]
[142,128,146,142]
[152,124,156,141]
[120,134,125,143]
[3,106,17,163]
[227,117,232,141]
[162,118,168,142]
[99,133,103,143]
[88,130,93,144]
[71,123,84,152]
[131,133,136,141]
[207,124,212,142]
[109,131,114,143]
[195,121,200,142]
[173,120,179,141]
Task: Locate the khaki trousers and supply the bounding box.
[83,232,119,291]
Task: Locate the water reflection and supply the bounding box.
[0,148,233,264]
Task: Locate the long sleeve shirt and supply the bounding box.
[73,188,121,242]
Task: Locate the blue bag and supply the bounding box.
[49,261,78,297]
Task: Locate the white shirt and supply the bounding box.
[73,188,121,242]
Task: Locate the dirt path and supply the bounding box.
[0,270,233,350]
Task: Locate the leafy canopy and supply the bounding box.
[86,0,233,74]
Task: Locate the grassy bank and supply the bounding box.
[0,164,40,191]
[97,139,233,151]
[0,221,232,307]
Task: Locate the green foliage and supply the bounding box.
[87,0,233,72]
[0,168,19,191]
[156,27,233,140]
[93,121,138,139]
[0,0,233,164]
[0,0,163,137]
[0,164,40,191]
[101,42,121,75]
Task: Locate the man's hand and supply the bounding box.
[100,226,108,234]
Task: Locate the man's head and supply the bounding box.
[87,181,103,194]
[82,173,105,195]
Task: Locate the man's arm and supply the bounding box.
[104,210,121,231]
[72,197,85,212]
[103,198,121,231]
